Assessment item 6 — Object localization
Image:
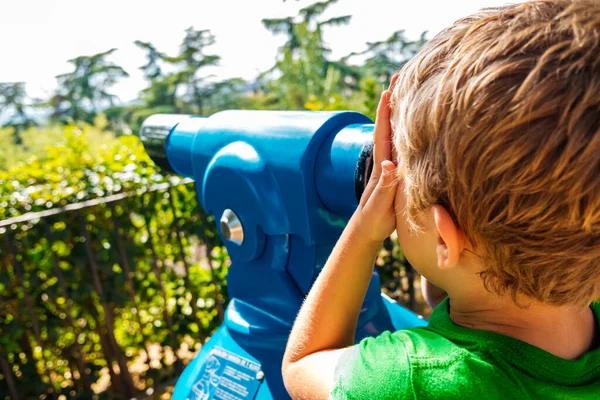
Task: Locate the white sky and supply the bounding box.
[0,0,513,103]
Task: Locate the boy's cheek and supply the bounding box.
[396,224,438,278]
[394,189,439,277]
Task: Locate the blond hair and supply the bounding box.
[392,0,600,307]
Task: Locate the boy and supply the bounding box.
[282,0,600,399]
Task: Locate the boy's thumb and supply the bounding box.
[374,160,398,197]
[380,161,397,184]
[364,161,398,212]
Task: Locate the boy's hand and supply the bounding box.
[282,75,404,400]
[355,74,400,245]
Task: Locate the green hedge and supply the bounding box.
[0,119,228,398]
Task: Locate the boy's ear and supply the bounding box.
[432,205,465,270]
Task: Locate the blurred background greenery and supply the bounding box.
[0,0,434,398]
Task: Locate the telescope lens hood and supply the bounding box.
[139,114,192,172]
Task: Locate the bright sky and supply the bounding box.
[0,0,514,103]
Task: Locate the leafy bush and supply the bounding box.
[0,119,227,398]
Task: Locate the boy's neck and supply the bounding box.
[447,294,598,360]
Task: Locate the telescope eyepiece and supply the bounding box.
[355,140,374,202]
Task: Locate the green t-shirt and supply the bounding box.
[331,298,600,399]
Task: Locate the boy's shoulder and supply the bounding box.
[330,300,600,399]
[331,301,511,400]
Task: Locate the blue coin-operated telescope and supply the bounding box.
[139,110,426,400]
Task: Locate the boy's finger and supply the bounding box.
[389,73,400,91]
[359,179,377,207]
[372,90,393,180]
[366,161,398,211]
[389,74,400,163]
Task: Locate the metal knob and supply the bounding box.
[220,209,244,245]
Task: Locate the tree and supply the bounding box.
[263,0,351,51]
[345,30,428,84]
[126,74,183,133]
[46,49,129,124]
[262,16,299,51]
[128,29,225,125]
[0,82,36,143]
[134,40,167,81]
[120,41,182,133]
[167,28,221,115]
[261,0,355,109]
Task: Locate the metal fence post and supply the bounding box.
[167,188,205,339]
[139,191,182,373]
[0,352,20,400]
[6,229,56,398]
[108,201,155,378]
[77,211,135,398]
[43,219,93,395]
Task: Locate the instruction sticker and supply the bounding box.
[190,347,263,400]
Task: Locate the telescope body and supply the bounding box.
[140,110,426,400]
